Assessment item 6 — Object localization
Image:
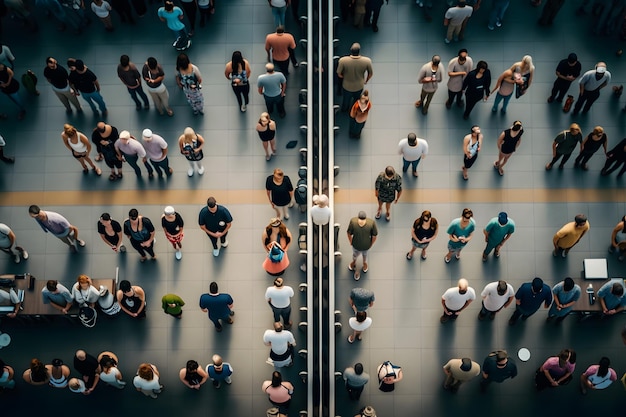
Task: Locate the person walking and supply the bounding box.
[266,168,295,220]
[257,63,287,118]
[256,112,277,161]
[461,125,482,180]
[601,138,626,177]
[29,205,85,253]
[347,311,372,343]
[199,282,234,332]
[547,53,581,103]
[572,62,611,115]
[482,212,515,261]
[158,0,190,50]
[175,54,204,114]
[574,126,607,170]
[265,277,294,329]
[265,25,297,76]
[349,90,371,139]
[347,211,378,280]
[224,51,252,112]
[343,363,369,400]
[337,43,373,112]
[546,123,583,170]
[494,121,523,175]
[374,166,402,221]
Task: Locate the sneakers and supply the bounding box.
[266,358,274,365]
[241,104,247,112]
[198,166,205,175]
[347,335,354,343]
[13,254,20,264]
[77,239,86,247]
[213,248,220,257]
[221,240,229,248]
[284,212,290,220]
[20,248,28,260]
[188,168,194,177]
[175,250,182,260]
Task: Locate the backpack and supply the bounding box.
[79,306,97,328]
[269,244,284,263]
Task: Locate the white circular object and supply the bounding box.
[518,347,531,362]
[0,333,11,348]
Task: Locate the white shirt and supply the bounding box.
[445,5,473,25]
[263,329,295,355]
[349,316,372,331]
[91,1,111,18]
[133,374,160,391]
[265,285,294,308]
[442,287,476,310]
[481,282,515,312]
[398,138,429,161]
[311,205,331,226]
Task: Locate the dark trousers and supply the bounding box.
[573,89,600,114]
[130,238,155,258]
[346,383,364,400]
[110,0,135,23]
[550,78,573,102]
[231,84,250,107]
[601,156,626,176]
[510,305,536,322]
[123,153,153,177]
[574,151,596,167]
[447,89,463,106]
[365,3,383,27]
[463,153,478,169]
[148,157,171,177]
[341,88,362,112]
[548,151,574,167]
[130,0,147,16]
[127,86,149,107]
[273,58,290,76]
[264,94,285,116]
[349,119,366,137]
[207,232,228,249]
[463,93,482,118]
[180,1,197,31]
[270,304,292,324]
[539,0,565,25]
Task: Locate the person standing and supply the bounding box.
[0,359,16,390]
[179,0,197,36]
[175,54,204,114]
[480,350,517,392]
[365,0,386,32]
[257,63,287,118]
[198,197,232,257]
[444,208,475,263]
[179,360,208,390]
[374,166,402,221]
[337,43,373,112]
[133,363,162,398]
[461,125,482,180]
[264,322,296,368]
[446,49,473,109]
[225,51,252,112]
[73,350,100,394]
[482,212,515,261]
[478,280,515,320]
[444,1,473,44]
[487,0,509,30]
[262,371,294,416]
[490,65,522,114]
[580,357,617,394]
[92,122,122,180]
[199,282,234,332]
[161,206,184,260]
[268,0,289,27]
[572,62,611,115]
[535,349,576,390]
[349,90,371,139]
[600,138,626,177]
[265,277,294,329]
[265,26,297,76]
[547,53,581,103]
[61,123,101,176]
[142,57,173,116]
[347,311,372,343]
[41,280,73,313]
[415,55,443,115]
[545,123,583,170]
[608,215,626,261]
[406,210,438,260]
[574,126,607,170]
[343,363,369,400]
[115,130,153,178]
[349,287,375,313]
[28,205,85,253]
[158,1,190,50]
[494,121,523,175]
[161,294,185,318]
[508,277,553,325]
[347,211,378,280]
[461,60,490,119]
[552,214,590,258]
[206,355,233,388]
[546,277,581,323]
[398,132,428,177]
[117,55,149,110]
[123,208,156,262]
[67,59,108,116]
[142,129,172,178]
[97,212,125,253]
[266,168,294,220]
[178,126,205,177]
[0,63,26,119]
[0,222,28,263]
[442,357,480,393]
[257,112,277,161]
[311,194,332,226]
[440,278,476,323]
[597,281,626,317]
[43,57,82,113]
[91,0,114,31]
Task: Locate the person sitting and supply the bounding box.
[0,358,16,389]
[535,348,576,390]
[41,279,73,314]
[597,281,626,317]
[71,274,100,308]
[0,285,21,318]
[580,357,617,394]
[22,358,50,386]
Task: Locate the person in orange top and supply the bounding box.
[349,90,371,139]
[265,26,297,76]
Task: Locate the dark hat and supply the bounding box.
[52,358,64,367]
[460,358,472,371]
[358,211,367,220]
[498,212,508,225]
[74,60,85,71]
[532,277,544,292]
[567,53,578,63]
[574,214,587,225]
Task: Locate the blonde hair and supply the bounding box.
[592,126,604,136]
[183,127,196,143]
[63,124,77,136]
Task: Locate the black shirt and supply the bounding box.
[44,65,70,89]
[68,69,98,93]
[555,59,582,81]
[161,213,184,235]
[0,67,19,94]
[74,353,99,377]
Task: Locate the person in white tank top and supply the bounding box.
[61,123,101,175]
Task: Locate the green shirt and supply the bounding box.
[347,217,378,251]
[162,294,185,315]
[485,217,515,244]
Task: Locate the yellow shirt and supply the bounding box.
[554,221,589,248]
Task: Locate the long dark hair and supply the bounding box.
[271,371,282,387]
[415,210,437,230]
[176,53,190,71]
[231,51,244,74]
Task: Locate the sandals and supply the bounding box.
[385,213,391,222]
[109,173,117,181]
[406,252,412,260]
[375,211,381,219]
[93,167,102,176]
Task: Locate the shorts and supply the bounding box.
[447,242,465,255]
[411,239,429,249]
[352,247,369,259]
[72,150,88,159]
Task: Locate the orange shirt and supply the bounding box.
[265,33,296,62]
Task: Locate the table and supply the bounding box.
[583,258,608,280]
[0,274,116,318]
[571,277,626,319]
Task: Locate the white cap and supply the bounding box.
[142,129,153,139]
[164,206,175,215]
[119,130,131,140]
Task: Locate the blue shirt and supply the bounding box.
[199,293,233,319]
[207,363,233,381]
[257,72,286,98]
[446,218,475,249]
[597,281,626,310]
[484,217,515,244]
[158,7,185,31]
[515,282,552,314]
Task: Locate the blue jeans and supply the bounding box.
[80,91,107,113]
[127,86,149,108]
[148,157,171,177]
[271,5,287,27]
[5,91,25,111]
[488,0,509,27]
[123,153,152,177]
[264,94,285,116]
[402,157,421,173]
[349,119,365,137]
[491,92,512,113]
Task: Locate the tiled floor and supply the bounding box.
[0,1,625,416]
